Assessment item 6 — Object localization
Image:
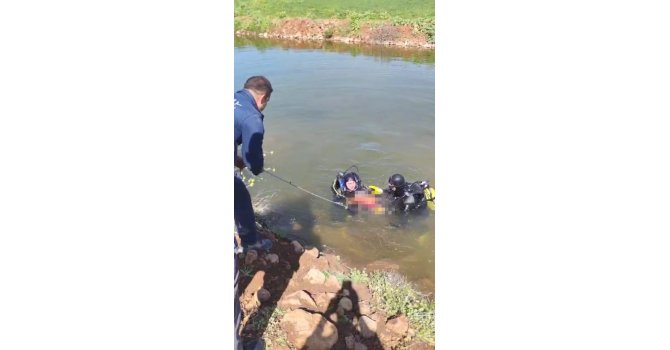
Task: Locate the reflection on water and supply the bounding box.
[235,36,435,293]
[234,35,435,65]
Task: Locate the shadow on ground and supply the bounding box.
[237,195,319,348]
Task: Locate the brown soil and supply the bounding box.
[237,227,434,350]
[235,18,434,49]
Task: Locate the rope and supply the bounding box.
[264,171,348,209]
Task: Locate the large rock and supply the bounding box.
[339,297,353,312]
[408,341,435,350]
[304,247,319,259]
[354,342,368,350]
[298,251,330,273]
[240,271,266,311]
[291,240,304,254]
[385,315,409,335]
[358,301,372,316]
[345,335,355,349]
[324,275,341,293]
[242,271,265,298]
[380,315,410,348]
[304,268,326,285]
[265,253,279,264]
[313,292,337,313]
[278,290,318,311]
[256,288,271,303]
[351,282,372,302]
[356,315,377,338]
[280,309,338,350]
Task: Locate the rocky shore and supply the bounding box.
[237,227,435,349]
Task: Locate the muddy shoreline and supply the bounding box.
[234,17,435,50]
[236,30,435,50]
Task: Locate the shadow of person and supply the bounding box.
[237,195,322,349]
[303,280,384,350]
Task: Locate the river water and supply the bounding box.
[235,37,435,293]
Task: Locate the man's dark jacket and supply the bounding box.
[234,89,264,175]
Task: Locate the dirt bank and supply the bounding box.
[235,18,435,49]
[237,226,435,349]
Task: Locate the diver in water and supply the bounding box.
[332,171,366,199]
[331,169,384,214]
[384,173,435,214]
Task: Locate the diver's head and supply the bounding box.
[388,173,406,195]
[344,174,358,192]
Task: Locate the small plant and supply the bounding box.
[349,14,362,33]
[367,271,435,344]
[240,265,254,278]
[336,10,349,19]
[260,307,289,348]
[348,268,370,283]
[323,27,335,39]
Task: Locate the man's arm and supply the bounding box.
[241,117,265,175]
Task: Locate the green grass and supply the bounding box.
[235,0,434,20]
[346,268,435,344]
[254,307,290,348]
[234,0,435,44]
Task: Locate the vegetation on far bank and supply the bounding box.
[234,0,435,44]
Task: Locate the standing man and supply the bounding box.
[234,76,273,252]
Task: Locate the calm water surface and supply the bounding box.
[235,37,435,293]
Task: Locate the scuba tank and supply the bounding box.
[331,172,346,198]
[419,180,436,210]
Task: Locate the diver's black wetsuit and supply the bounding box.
[384,181,430,214]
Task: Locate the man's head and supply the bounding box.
[244,76,273,112]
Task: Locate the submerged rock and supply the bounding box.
[366,259,400,272]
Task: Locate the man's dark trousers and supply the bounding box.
[234,175,257,246]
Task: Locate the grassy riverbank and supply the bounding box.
[234,0,435,45]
